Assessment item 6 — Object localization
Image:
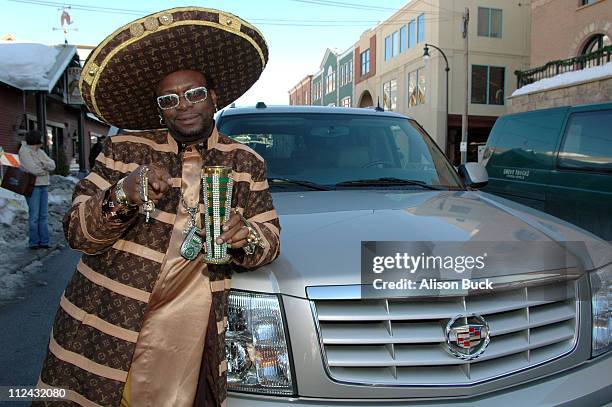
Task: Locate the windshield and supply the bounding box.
[217,112,462,190]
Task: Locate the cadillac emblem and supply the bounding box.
[445,314,490,360]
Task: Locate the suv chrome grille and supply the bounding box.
[311,281,578,385]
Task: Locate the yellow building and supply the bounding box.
[353,0,531,164]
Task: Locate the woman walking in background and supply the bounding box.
[18,130,56,249]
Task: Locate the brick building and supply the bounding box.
[530,0,611,67]
[354,31,377,107]
[289,75,313,105]
[0,42,109,172]
[508,0,612,113]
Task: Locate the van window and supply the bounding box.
[558,110,612,171]
[490,109,566,169]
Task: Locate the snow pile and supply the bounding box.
[512,62,612,97]
[0,188,26,225]
[0,261,43,303]
[0,175,77,302]
[0,43,61,89]
[48,174,78,204]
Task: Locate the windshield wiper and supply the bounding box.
[268,178,331,191]
[335,177,444,190]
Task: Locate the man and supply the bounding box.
[36,7,278,407]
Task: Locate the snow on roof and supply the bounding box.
[512,61,612,97]
[0,42,77,92]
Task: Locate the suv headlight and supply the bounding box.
[226,290,294,395]
[590,264,611,357]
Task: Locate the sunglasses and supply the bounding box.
[156,86,208,110]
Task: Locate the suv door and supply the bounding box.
[484,108,568,211]
[546,105,612,239]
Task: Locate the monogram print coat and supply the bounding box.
[35,128,280,406]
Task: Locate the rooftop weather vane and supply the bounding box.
[53,6,77,44]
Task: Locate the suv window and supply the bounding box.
[558,110,612,172]
[218,113,462,189]
[490,109,567,169]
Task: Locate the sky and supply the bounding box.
[1,0,410,106]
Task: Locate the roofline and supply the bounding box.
[45,45,77,93]
[291,41,355,88]
[0,77,22,91]
[339,45,355,59]
[319,48,336,70]
[364,0,435,36]
[288,74,313,93]
[1,44,77,92]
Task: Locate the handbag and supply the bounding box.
[1,166,36,197]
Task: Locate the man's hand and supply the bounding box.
[216,210,249,248]
[122,164,172,205]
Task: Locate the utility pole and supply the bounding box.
[461,7,470,164]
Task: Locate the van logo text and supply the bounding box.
[503,168,530,180]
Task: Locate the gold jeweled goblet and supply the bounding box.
[202,166,234,264]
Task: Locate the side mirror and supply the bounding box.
[457,162,488,189]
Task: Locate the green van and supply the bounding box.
[482,102,612,240]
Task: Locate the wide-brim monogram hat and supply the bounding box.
[79,7,268,130]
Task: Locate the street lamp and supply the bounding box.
[423,44,450,158]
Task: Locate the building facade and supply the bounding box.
[0,81,109,171]
[507,0,612,113]
[354,32,378,107]
[289,75,313,106]
[0,42,109,172]
[530,0,611,67]
[311,71,324,106]
[353,0,531,163]
[289,46,354,107]
[337,47,354,107]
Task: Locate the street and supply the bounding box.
[0,247,79,401]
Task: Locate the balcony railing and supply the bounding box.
[515,45,612,88]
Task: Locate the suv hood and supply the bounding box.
[232,190,611,298]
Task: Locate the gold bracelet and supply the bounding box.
[102,187,138,223]
[114,177,131,206]
[244,222,264,255]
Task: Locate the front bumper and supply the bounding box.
[228,354,612,406]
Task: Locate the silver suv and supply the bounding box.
[216,105,612,406]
